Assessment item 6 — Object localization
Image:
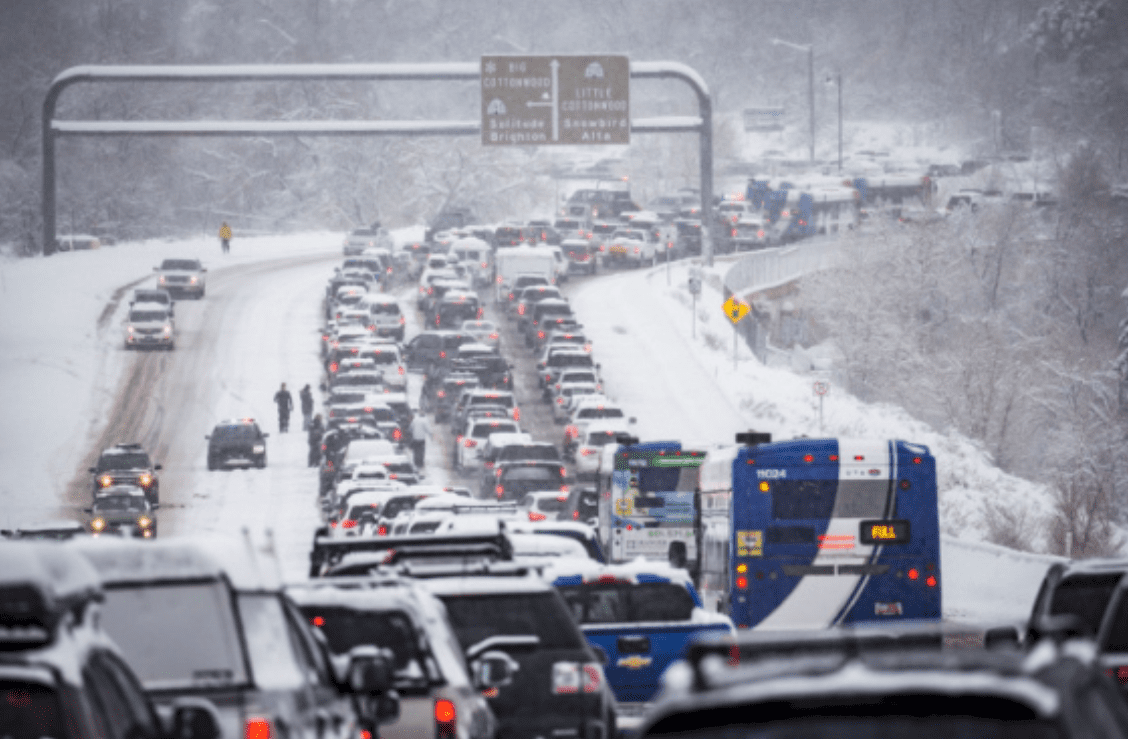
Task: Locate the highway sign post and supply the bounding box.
[481,55,630,146]
[813,380,830,433]
[723,295,750,369]
[688,267,702,338]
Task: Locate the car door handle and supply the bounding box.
[617,636,650,654]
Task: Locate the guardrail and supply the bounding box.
[722,235,848,361]
[723,237,844,299]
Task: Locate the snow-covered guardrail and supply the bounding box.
[723,237,844,299]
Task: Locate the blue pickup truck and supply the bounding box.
[545,560,734,733]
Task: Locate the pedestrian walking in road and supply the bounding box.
[307,414,324,468]
[219,222,232,254]
[299,384,314,431]
[409,412,429,469]
[273,382,294,433]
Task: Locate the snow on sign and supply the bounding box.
[481,55,629,146]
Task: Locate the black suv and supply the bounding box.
[89,442,161,505]
[205,418,268,469]
[0,541,221,739]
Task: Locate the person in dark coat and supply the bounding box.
[273,383,294,433]
[307,414,324,468]
[299,384,315,430]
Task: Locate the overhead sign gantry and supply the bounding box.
[42,59,715,262]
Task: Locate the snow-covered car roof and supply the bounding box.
[1,540,102,606]
[69,535,280,590]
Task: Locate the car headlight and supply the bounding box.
[98,474,114,488]
[158,276,166,284]
[138,473,152,487]
[137,515,152,528]
[252,444,265,454]
[91,517,106,532]
[163,324,172,335]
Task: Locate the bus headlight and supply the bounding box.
[91,517,106,532]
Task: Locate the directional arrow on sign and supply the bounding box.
[722,295,750,324]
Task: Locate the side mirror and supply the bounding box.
[204,435,211,440]
[628,417,637,425]
[471,650,520,689]
[152,503,161,510]
[82,507,93,514]
[88,467,97,473]
[262,433,270,438]
[201,268,208,273]
[166,697,223,739]
[590,645,609,666]
[154,463,163,470]
[346,645,395,694]
[152,266,159,271]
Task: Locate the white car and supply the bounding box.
[154,258,206,298]
[563,396,629,454]
[605,228,657,268]
[572,418,636,479]
[520,490,572,522]
[124,305,175,350]
[360,294,406,341]
[552,382,601,423]
[456,418,522,471]
[460,319,501,352]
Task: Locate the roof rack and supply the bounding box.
[0,542,103,648]
[309,532,515,578]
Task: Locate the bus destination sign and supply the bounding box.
[481,55,630,146]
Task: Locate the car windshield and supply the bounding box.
[301,606,438,686]
[472,422,519,438]
[500,446,560,462]
[101,580,249,690]
[556,582,695,623]
[371,303,401,315]
[94,495,145,511]
[0,681,64,739]
[129,310,168,322]
[381,495,428,520]
[97,452,151,470]
[440,591,585,651]
[586,431,620,446]
[160,259,200,270]
[578,407,623,419]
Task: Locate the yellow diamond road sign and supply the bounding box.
[723,295,750,324]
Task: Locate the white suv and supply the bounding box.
[154,258,206,298]
[361,294,406,341]
[124,305,175,350]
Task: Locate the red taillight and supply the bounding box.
[435,699,456,739]
[329,362,338,373]
[393,428,402,441]
[926,575,937,587]
[518,305,525,315]
[736,576,748,589]
[907,568,920,581]
[573,510,579,520]
[513,408,520,421]
[245,719,270,739]
[311,615,325,627]
[377,525,388,536]
[398,365,405,375]
[1110,666,1128,684]
[528,511,546,521]
[497,485,504,497]
[803,454,814,462]
[580,448,596,457]
[465,439,477,448]
[556,397,564,405]
[437,390,446,398]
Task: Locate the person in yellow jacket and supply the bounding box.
[219,222,232,253]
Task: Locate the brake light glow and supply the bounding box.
[528,511,546,521]
[245,719,270,739]
[435,699,456,739]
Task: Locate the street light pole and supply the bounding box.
[835,72,842,172]
[772,38,815,164]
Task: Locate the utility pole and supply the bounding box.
[771,39,815,163]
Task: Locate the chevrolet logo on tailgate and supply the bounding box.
[616,655,653,670]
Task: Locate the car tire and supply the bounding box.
[255,456,266,469]
[207,456,218,471]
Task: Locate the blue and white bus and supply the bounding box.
[596,441,707,565]
[697,435,941,629]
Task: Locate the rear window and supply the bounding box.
[470,394,515,409]
[129,310,167,322]
[499,445,561,462]
[577,407,623,420]
[502,466,563,482]
[371,303,401,316]
[1049,573,1124,637]
[472,422,519,438]
[370,351,399,366]
[440,591,585,651]
[301,606,437,686]
[212,425,258,441]
[556,582,696,623]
